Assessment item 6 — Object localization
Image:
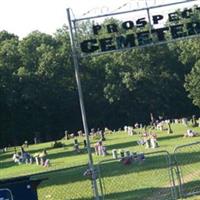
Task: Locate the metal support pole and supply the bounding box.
[145,0,151,22]
[145,0,153,38]
[66,8,100,200]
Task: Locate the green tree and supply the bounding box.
[185,59,200,108]
[0,31,20,145]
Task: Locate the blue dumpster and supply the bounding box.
[0,176,43,200]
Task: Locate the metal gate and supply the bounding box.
[31,142,200,200]
[1,142,200,200]
[174,141,200,199]
[97,151,176,200]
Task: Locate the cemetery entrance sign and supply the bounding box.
[81,6,200,53]
[69,0,200,57]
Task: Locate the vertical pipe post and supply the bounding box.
[145,0,151,22]
[145,0,153,39]
[66,8,100,200]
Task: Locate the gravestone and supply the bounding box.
[182,118,188,126]
[64,130,69,140]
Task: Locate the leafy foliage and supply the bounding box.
[0,16,200,146]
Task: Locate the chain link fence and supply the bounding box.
[1,142,200,200]
[174,142,200,199]
[30,165,94,200]
[97,151,176,200]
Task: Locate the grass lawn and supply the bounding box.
[0,123,200,199]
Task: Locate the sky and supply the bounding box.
[0,0,198,38]
[0,0,134,38]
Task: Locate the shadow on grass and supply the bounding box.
[70,180,200,200]
[158,134,184,141]
[0,152,16,161]
[33,165,89,188]
[106,140,138,150]
[0,160,16,169]
[181,180,200,199]
[100,180,200,200]
[69,186,173,200]
[47,149,88,160]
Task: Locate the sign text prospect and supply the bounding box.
[80,6,200,54]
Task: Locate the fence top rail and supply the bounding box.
[72,0,198,22]
[174,141,200,153]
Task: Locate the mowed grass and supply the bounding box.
[0,123,200,200]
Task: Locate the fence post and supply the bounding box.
[174,161,183,199]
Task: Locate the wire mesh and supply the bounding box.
[97,151,175,200]
[174,142,200,198]
[31,165,94,200]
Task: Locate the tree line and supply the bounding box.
[0,22,200,146]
